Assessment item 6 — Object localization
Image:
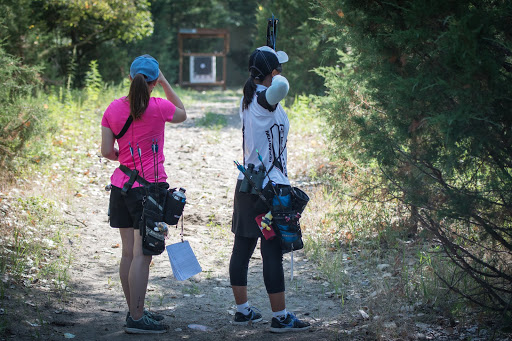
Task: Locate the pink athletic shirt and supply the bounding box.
[101,97,176,188]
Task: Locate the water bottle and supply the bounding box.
[165,187,186,225]
[173,187,186,203]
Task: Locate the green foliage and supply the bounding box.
[255,0,338,96]
[317,0,512,312]
[0,0,153,87]
[0,48,47,170]
[1,0,318,89]
[285,95,321,132]
[85,60,103,103]
[42,0,153,41]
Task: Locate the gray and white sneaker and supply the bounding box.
[125,315,167,334]
[144,309,165,321]
[126,309,165,322]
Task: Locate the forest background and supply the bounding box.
[0,0,511,338]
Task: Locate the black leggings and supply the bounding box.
[229,235,285,294]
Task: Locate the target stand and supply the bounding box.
[178,28,230,90]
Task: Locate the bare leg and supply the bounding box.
[232,285,248,305]
[119,228,134,309]
[269,292,285,312]
[129,229,152,320]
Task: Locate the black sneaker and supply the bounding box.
[125,315,167,334]
[270,312,311,333]
[233,307,263,325]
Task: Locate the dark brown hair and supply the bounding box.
[242,77,257,110]
[127,73,152,120]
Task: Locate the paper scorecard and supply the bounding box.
[166,241,202,281]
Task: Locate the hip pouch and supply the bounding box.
[271,185,309,254]
[144,183,186,227]
[140,185,187,256]
[273,211,304,253]
[140,183,169,256]
[140,217,166,256]
[119,165,186,227]
[119,166,187,256]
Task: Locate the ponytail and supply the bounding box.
[128,73,150,120]
[242,77,257,111]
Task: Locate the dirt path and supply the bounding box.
[44,93,346,341]
[7,94,506,341]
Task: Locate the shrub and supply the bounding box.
[316,0,512,314]
[0,48,47,171]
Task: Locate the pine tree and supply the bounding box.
[318,0,512,313]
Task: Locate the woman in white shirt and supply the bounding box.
[228,46,311,333]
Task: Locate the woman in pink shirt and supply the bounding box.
[101,55,186,334]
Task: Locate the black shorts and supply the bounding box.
[108,185,146,228]
[231,180,269,238]
[231,180,290,238]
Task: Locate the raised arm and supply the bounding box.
[158,71,187,123]
[256,75,290,111]
[266,75,289,105]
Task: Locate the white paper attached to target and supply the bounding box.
[190,56,216,83]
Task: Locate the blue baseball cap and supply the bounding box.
[130,54,159,82]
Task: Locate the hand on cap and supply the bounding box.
[157,70,169,86]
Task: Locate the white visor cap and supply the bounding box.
[256,46,289,64]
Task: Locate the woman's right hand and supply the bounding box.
[157,70,167,85]
[157,69,187,123]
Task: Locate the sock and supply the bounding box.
[273,309,288,320]
[237,302,251,315]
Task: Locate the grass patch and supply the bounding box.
[0,195,72,285]
[176,88,240,104]
[0,72,127,337]
[285,95,332,183]
[195,112,228,130]
[0,193,73,336]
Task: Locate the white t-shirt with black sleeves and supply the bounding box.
[238,83,290,187]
